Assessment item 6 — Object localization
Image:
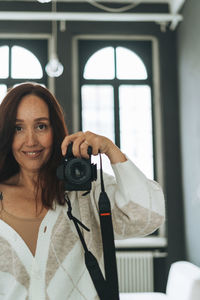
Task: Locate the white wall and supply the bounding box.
[177,0,200,266]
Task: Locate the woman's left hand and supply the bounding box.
[61,131,127,164]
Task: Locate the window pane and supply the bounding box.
[83,47,115,79]
[116,47,147,80]
[0,84,7,104]
[0,46,9,79]
[82,84,115,140]
[11,46,43,79]
[81,84,115,175]
[119,85,153,179]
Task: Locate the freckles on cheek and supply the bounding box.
[12,135,20,153]
[45,131,54,148]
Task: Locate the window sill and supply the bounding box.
[115,237,167,249]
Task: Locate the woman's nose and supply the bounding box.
[25,129,38,146]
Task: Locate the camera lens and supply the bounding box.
[72,162,86,179]
[64,158,91,185]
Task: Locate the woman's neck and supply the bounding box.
[17,170,38,190]
[6,171,41,201]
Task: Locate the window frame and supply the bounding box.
[79,40,153,147]
[72,35,166,247]
[0,33,54,92]
[79,40,154,179]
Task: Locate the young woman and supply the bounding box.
[0,82,165,300]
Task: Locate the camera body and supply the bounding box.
[56,143,97,191]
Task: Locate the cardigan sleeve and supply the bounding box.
[90,158,165,240]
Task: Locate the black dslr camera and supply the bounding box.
[56,143,97,191]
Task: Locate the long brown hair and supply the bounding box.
[0,82,68,208]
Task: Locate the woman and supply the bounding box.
[0,82,165,300]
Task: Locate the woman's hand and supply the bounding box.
[61,131,127,164]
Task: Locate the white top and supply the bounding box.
[0,159,165,300]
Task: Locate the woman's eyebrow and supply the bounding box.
[15,119,24,123]
[34,117,50,122]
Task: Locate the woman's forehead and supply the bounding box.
[16,94,49,120]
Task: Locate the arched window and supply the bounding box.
[11,46,43,79]
[79,41,153,179]
[0,39,48,104]
[84,47,115,79]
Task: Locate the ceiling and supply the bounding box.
[0,0,187,30]
[0,0,187,13]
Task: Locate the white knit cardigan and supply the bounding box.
[0,159,165,300]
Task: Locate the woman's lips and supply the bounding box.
[22,150,43,158]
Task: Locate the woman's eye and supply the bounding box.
[15,126,22,132]
[37,124,47,130]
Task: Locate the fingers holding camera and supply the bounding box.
[61,131,85,156]
[61,131,127,163]
[72,134,90,158]
[61,131,99,158]
[82,131,127,163]
[79,140,91,158]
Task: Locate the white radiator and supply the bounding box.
[116,251,154,293]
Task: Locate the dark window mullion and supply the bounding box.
[150,85,156,179]
[81,79,114,85]
[8,43,12,80]
[117,79,151,85]
[79,84,83,131]
[81,79,150,86]
[114,47,120,147]
[114,83,120,147]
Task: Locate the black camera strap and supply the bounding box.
[98,154,119,300]
[65,153,119,300]
[65,193,111,299]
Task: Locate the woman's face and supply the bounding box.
[12,94,53,174]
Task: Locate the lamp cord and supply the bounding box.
[85,0,143,13]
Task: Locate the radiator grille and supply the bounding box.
[116,251,154,293]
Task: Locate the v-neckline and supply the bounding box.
[0,205,62,275]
